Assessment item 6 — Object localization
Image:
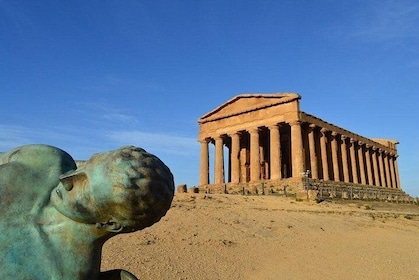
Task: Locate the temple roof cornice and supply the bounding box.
[300,112,398,153]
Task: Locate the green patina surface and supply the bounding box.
[0,144,174,280]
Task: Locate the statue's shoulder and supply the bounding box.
[0,144,77,173]
[0,145,77,220]
[1,144,70,161]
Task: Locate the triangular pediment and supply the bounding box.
[198,93,300,123]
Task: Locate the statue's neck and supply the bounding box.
[38,205,112,279]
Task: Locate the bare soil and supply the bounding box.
[102,194,419,280]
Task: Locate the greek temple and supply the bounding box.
[198,93,402,196]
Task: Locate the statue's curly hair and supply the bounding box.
[84,146,174,233]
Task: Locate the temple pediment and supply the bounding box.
[198,93,300,123]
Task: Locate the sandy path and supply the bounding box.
[102,194,419,280]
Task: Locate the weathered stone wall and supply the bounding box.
[199,178,413,202]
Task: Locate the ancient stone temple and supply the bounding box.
[197,93,403,196]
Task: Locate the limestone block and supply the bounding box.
[177,184,188,193]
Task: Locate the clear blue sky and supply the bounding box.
[1,0,418,196]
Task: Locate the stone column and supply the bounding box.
[290,120,304,178]
[199,139,210,185]
[394,155,401,189]
[259,146,267,180]
[308,124,318,179]
[320,128,329,181]
[269,124,282,180]
[214,136,224,184]
[389,153,397,189]
[372,147,380,186]
[384,151,392,188]
[378,149,386,188]
[331,132,340,181]
[240,146,249,183]
[249,127,260,182]
[365,144,373,186]
[349,138,358,184]
[357,141,366,185]
[341,135,350,183]
[230,132,240,184]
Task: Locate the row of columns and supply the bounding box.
[199,120,400,190]
[200,122,293,185]
[307,126,400,189]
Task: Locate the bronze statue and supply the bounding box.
[0,144,174,279]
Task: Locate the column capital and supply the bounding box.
[307,123,316,133]
[248,127,260,134]
[199,138,210,144]
[341,135,348,140]
[214,135,223,140]
[350,138,356,144]
[268,123,281,130]
[228,131,240,137]
[358,141,364,146]
[365,144,370,149]
[320,127,328,133]
[331,131,338,137]
[289,120,302,126]
[372,146,378,151]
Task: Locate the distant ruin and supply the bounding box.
[197,93,410,201]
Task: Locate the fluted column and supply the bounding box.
[331,132,340,181]
[269,124,282,180]
[308,124,318,179]
[290,120,304,178]
[372,147,380,186]
[358,141,366,185]
[199,139,210,185]
[378,149,386,188]
[214,136,224,184]
[384,151,391,188]
[349,138,358,184]
[240,146,248,183]
[319,128,329,180]
[389,153,397,189]
[230,132,240,184]
[365,144,373,186]
[394,155,401,189]
[341,135,350,183]
[249,127,260,182]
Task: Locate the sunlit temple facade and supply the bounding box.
[197,93,402,194]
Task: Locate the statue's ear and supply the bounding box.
[96,221,123,233]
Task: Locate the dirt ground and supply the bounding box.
[102,194,419,280]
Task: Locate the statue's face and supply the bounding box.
[51,157,114,224]
[51,172,100,223]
